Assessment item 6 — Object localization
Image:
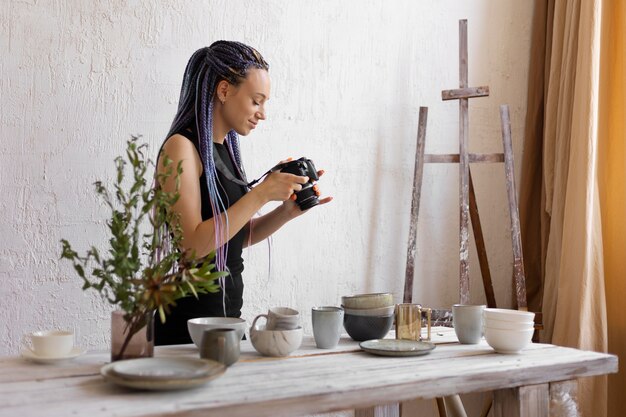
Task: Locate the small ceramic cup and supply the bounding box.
[200,328,240,366]
[23,330,74,357]
[255,307,300,330]
[312,306,344,349]
[452,304,486,344]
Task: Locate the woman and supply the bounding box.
[155,41,332,345]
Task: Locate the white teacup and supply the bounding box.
[23,330,74,358]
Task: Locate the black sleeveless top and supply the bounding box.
[155,126,248,345]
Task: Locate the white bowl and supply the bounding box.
[484,327,534,353]
[187,317,247,348]
[342,305,395,317]
[341,293,394,309]
[483,308,535,323]
[250,324,303,357]
[484,317,534,331]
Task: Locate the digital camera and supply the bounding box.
[273,157,320,210]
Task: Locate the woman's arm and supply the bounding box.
[242,204,292,248]
[158,134,308,258]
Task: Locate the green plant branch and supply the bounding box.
[60,136,226,359]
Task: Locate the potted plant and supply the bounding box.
[60,137,227,361]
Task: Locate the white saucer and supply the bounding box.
[21,347,87,364]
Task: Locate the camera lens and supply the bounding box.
[294,184,319,211]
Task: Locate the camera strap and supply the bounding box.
[212,143,270,189]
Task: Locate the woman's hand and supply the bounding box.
[281,169,333,220]
[254,169,309,203]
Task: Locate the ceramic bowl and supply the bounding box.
[341,293,394,310]
[484,317,534,331]
[250,324,303,357]
[484,327,534,353]
[187,317,247,348]
[343,313,394,341]
[483,308,535,323]
[341,305,395,317]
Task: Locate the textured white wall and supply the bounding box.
[1,0,533,368]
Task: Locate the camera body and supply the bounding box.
[273,157,320,210]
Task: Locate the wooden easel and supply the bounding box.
[400,19,532,417]
[402,19,529,312]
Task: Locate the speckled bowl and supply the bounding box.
[341,293,394,310]
[343,313,394,342]
[342,305,396,317]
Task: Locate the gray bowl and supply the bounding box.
[343,313,394,341]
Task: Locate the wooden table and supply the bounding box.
[0,328,617,417]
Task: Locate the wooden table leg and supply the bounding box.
[493,383,549,417]
[549,380,578,416]
[355,403,400,417]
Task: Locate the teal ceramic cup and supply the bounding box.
[312,306,344,349]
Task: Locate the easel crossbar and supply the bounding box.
[424,153,504,163]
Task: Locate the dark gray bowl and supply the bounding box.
[343,313,394,341]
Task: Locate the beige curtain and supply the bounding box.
[520,0,625,415]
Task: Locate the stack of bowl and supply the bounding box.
[483,308,535,353]
[341,293,394,341]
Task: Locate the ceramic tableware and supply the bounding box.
[111,357,214,380]
[312,306,344,349]
[343,313,393,341]
[452,304,485,344]
[341,305,395,317]
[359,339,436,357]
[341,293,394,310]
[250,316,303,357]
[484,326,534,354]
[101,357,226,390]
[200,328,240,366]
[22,330,74,358]
[21,346,86,364]
[484,317,534,331]
[483,308,535,323]
[254,307,300,330]
[187,317,247,348]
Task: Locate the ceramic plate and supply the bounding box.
[21,347,86,364]
[359,339,436,357]
[101,358,226,391]
[110,357,216,380]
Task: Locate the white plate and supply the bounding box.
[110,357,216,380]
[101,358,226,391]
[21,347,86,364]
